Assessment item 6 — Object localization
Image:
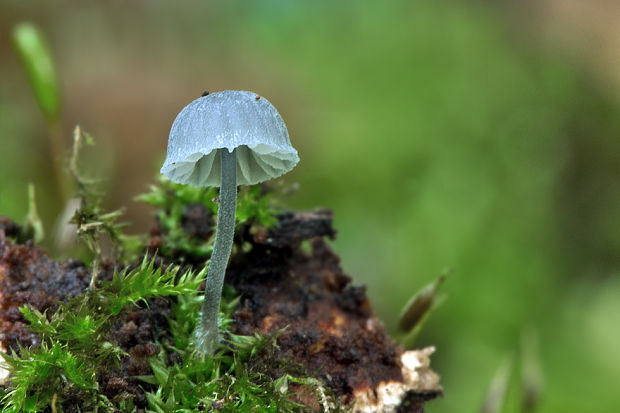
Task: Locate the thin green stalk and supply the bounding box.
[196,148,237,354]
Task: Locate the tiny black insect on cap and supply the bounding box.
[201,91,210,97]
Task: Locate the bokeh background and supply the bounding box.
[1,1,619,412]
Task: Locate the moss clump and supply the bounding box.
[137,176,278,262]
[0,256,204,412]
[142,291,308,412]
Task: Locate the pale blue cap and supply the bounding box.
[161,90,299,187]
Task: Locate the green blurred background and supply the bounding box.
[1,1,619,412]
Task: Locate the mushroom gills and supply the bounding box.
[166,145,297,187]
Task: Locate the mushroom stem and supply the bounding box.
[196,148,237,355]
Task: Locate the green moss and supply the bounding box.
[236,184,278,229]
[136,175,218,259]
[136,176,279,260]
[68,126,141,282]
[0,255,204,412]
[0,255,331,412]
[141,289,311,412]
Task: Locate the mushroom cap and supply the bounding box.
[160,90,299,187]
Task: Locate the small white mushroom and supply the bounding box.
[161,90,299,354]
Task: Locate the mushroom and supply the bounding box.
[161,90,299,354]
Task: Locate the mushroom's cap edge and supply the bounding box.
[160,144,299,188]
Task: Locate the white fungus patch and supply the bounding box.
[352,346,442,413]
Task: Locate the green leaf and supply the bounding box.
[398,271,448,333]
[12,22,60,121]
[521,328,543,413]
[21,183,45,244]
[481,355,514,413]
